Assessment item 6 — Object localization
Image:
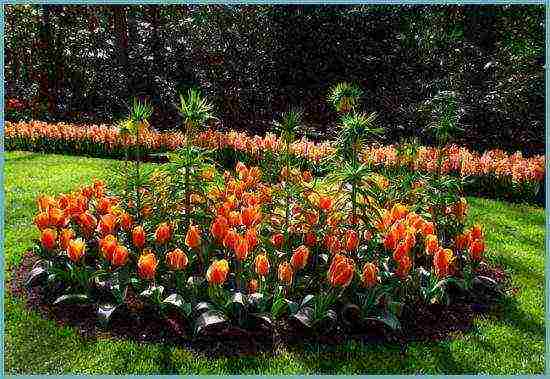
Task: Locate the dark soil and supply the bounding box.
[9,251,510,357]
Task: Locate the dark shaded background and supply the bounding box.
[5,4,545,154]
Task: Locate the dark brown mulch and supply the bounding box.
[9,251,510,357]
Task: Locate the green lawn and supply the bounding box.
[4,151,546,374]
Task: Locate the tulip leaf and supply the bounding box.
[163,294,192,317]
[53,294,90,306]
[187,276,205,288]
[367,312,401,331]
[301,294,316,308]
[97,303,119,327]
[194,301,212,316]
[26,261,49,287]
[140,284,164,298]
[286,299,299,316]
[271,297,288,319]
[388,301,404,317]
[194,310,228,336]
[291,306,314,329]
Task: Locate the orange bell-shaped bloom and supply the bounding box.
[99,234,118,261]
[111,245,129,267]
[301,170,313,183]
[271,233,284,249]
[277,261,293,285]
[291,245,310,270]
[454,233,471,251]
[254,253,270,277]
[362,262,379,288]
[37,195,57,212]
[166,248,189,270]
[304,211,319,226]
[206,259,230,285]
[227,211,242,227]
[383,229,398,251]
[390,203,408,222]
[155,222,171,245]
[345,229,359,252]
[328,254,355,288]
[395,254,412,279]
[132,225,146,249]
[67,238,86,262]
[138,252,158,280]
[40,228,57,251]
[185,225,202,250]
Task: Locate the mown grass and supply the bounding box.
[4,151,545,374]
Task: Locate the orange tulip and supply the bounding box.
[98,214,117,236]
[345,229,359,252]
[67,238,86,262]
[245,227,259,249]
[395,254,412,278]
[248,279,259,293]
[422,222,435,236]
[470,224,484,240]
[291,245,310,270]
[390,203,408,222]
[271,233,284,249]
[362,262,379,288]
[254,253,270,277]
[318,196,333,211]
[383,229,398,251]
[48,207,67,228]
[235,236,250,261]
[78,212,97,235]
[211,215,228,241]
[99,234,118,261]
[111,245,129,267]
[277,261,293,285]
[166,248,189,270]
[132,225,146,249]
[37,195,57,212]
[228,211,242,226]
[223,228,239,251]
[393,241,409,263]
[328,254,355,288]
[96,197,112,215]
[424,234,439,255]
[119,212,133,231]
[305,231,317,247]
[454,233,471,251]
[241,206,260,227]
[40,228,57,250]
[34,212,50,231]
[155,222,171,245]
[138,252,158,280]
[206,259,230,285]
[185,225,202,250]
[468,239,485,261]
[59,228,75,250]
[304,211,319,226]
[434,248,453,278]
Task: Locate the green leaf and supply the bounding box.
[163,293,185,309]
[194,310,228,336]
[97,303,119,327]
[53,294,90,306]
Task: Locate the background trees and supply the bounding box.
[4,4,544,154]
